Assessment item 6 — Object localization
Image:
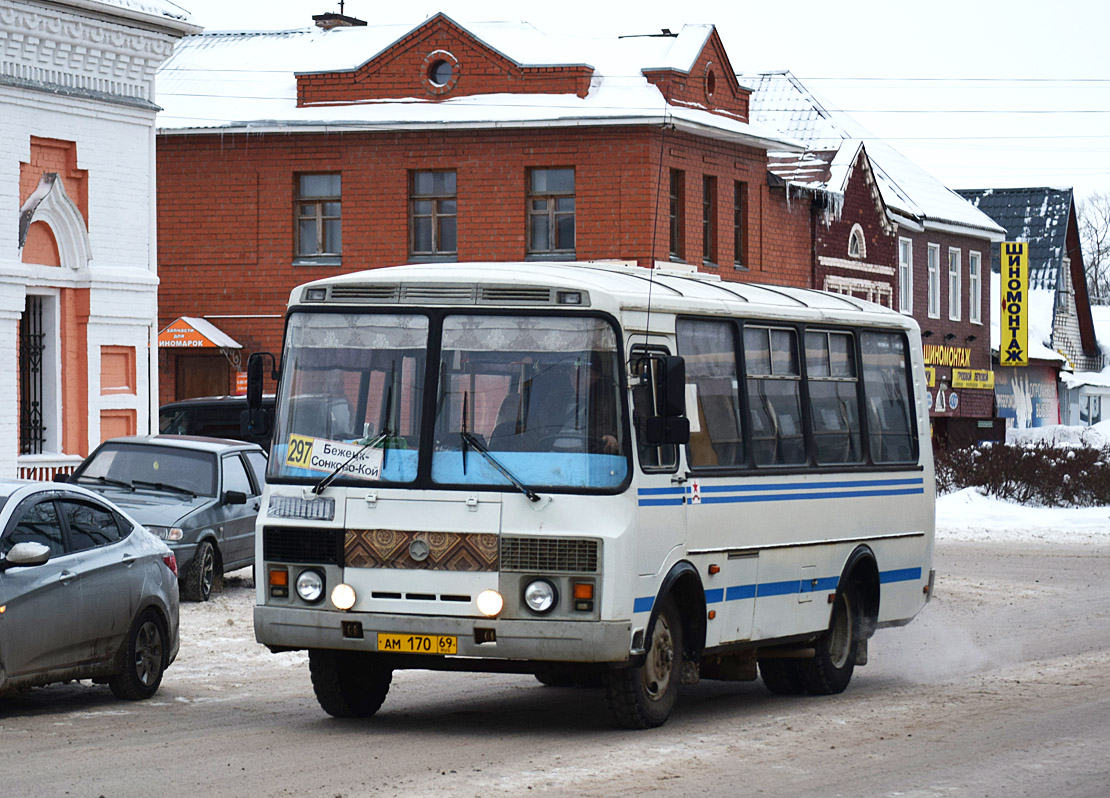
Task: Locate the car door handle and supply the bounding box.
[59,569,77,584]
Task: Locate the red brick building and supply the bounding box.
[154,14,816,402]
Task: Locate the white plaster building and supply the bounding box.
[1,0,198,478]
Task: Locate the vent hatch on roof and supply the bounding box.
[479,286,553,304]
[401,285,477,303]
[329,285,400,302]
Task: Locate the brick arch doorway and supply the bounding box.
[175,354,229,399]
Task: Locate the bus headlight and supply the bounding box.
[331,583,357,610]
[476,589,504,617]
[295,569,325,603]
[523,579,558,614]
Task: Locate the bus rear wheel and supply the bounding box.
[309,649,393,718]
[604,596,683,729]
[796,589,858,695]
[757,657,806,695]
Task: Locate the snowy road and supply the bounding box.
[2,534,1108,798]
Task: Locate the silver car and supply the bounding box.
[0,480,180,700]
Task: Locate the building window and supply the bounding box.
[948,247,961,321]
[19,295,46,455]
[927,243,940,318]
[969,250,982,324]
[527,168,575,256]
[898,237,913,314]
[848,223,866,259]
[702,175,717,266]
[669,169,684,261]
[410,171,457,259]
[296,174,341,261]
[734,181,747,269]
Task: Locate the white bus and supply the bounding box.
[248,260,935,729]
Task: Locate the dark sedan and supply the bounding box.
[69,436,266,601]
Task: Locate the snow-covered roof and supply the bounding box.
[74,0,198,31]
[748,71,1005,239]
[153,19,799,151]
[956,187,1074,288]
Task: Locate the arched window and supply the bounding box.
[848,223,866,259]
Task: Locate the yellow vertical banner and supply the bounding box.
[1000,242,1028,367]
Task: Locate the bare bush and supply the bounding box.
[936,441,1110,507]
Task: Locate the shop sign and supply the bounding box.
[1001,242,1029,366]
[923,344,972,368]
[952,368,995,390]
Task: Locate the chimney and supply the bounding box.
[313,12,367,29]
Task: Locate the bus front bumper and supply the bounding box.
[255,605,633,664]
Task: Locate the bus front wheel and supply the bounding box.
[309,649,393,718]
[604,596,684,729]
[796,589,858,695]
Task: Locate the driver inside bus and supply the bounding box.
[529,361,620,455]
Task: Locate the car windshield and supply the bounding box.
[76,444,218,497]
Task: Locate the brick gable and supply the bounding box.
[296,13,593,106]
[642,29,749,121]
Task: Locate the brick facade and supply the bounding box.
[156,124,816,402]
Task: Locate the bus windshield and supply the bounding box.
[268,311,628,490]
[431,314,627,490]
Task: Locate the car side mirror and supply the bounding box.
[52,472,70,483]
[0,541,52,570]
[222,490,248,506]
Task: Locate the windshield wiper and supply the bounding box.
[130,479,197,498]
[314,366,396,495]
[458,393,541,503]
[312,429,388,496]
[75,475,133,491]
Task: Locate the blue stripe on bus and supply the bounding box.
[637,479,925,506]
[880,567,922,584]
[634,567,921,613]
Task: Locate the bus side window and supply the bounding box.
[631,352,677,471]
[861,331,917,463]
[675,319,745,468]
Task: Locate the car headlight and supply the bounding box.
[523,579,558,614]
[295,569,325,603]
[146,525,184,541]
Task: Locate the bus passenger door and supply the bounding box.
[630,348,686,577]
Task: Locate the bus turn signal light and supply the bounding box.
[269,567,289,598]
[573,582,594,612]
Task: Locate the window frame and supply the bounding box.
[969,250,982,324]
[409,170,458,261]
[669,169,684,261]
[702,174,718,267]
[733,181,748,270]
[294,173,342,265]
[526,167,575,258]
[948,247,962,321]
[898,237,913,315]
[927,243,940,319]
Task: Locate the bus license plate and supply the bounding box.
[377,633,457,655]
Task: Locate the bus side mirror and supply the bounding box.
[644,415,691,446]
[246,352,269,409]
[662,356,686,417]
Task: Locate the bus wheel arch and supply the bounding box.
[653,561,706,664]
[841,545,880,643]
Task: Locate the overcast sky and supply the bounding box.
[173,0,1110,201]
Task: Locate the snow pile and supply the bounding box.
[936,487,1110,543]
[1005,419,1110,448]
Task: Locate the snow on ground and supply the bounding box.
[1006,419,1110,448]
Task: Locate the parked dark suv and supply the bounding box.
[69,435,266,601]
[159,395,274,450]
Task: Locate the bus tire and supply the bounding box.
[797,588,858,695]
[757,657,806,695]
[603,596,683,729]
[309,649,392,718]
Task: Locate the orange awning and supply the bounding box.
[158,316,241,349]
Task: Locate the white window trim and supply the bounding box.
[898,237,913,315]
[927,243,940,319]
[969,250,982,325]
[848,223,866,259]
[948,247,962,321]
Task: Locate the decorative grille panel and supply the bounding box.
[500,536,599,573]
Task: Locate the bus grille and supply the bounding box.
[263,526,343,565]
[500,537,599,573]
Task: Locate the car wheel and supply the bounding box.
[183,540,217,602]
[109,609,167,700]
[309,649,392,718]
[796,588,858,695]
[757,657,807,695]
[603,596,683,729]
